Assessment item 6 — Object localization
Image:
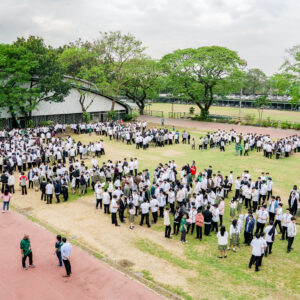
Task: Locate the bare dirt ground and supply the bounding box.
[139,116,300,138]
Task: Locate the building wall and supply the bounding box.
[0,87,126,119]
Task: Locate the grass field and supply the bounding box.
[11,126,300,300]
[148,103,300,122]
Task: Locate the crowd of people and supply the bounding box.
[0,121,299,275]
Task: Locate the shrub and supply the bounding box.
[107,110,116,120]
[122,114,132,121]
[131,111,140,121]
[39,120,54,126]
[280,120,292,129]
[244,114,256,123]
[82,111,91,123]
[25,119,34,128]
[271,120,279,128]
[293,123,300,130]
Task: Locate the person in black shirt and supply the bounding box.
[203,205,213,236]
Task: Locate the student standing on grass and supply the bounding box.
[54,235,63,267]
[249,233,262,272]
[217,226,228,258]
[195,208,204,240]
[264,221,277,256]
[1,189,11,213]
[61,237,72,277]
[164,207,171,239]
[128,203,135,230]
[287,217,297,253]
[20,234,35,270]
[19,172,28,195]
[281,208,292,240]
[180,214,188,243]
[228,219,240,252]
[244,214,255,246]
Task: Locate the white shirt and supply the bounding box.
[61,242,72,260]
[251,238,262,256]
[287,222,297,237]
[264,225,277,243]
[217,231,228,245]
[257,210,268,224]
[141,202,150,214]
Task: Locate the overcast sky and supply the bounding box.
[1,0,299,75]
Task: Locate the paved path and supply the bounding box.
[0,211,164,300]
[139,116,299,138]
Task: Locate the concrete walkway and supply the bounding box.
[0,211,164,300]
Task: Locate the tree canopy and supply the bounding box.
[161,46,243,118]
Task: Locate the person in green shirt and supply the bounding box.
[180,214,188,243]
[20,234,35,270]
[235,143,239,156]
[239,144,243,156]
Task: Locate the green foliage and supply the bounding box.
[82,111,91,123]
[120,58,162,115]
[161,46,243,117]
[93,31,146,110]
[0,36,70,123]
[25,119,34,128]
[293,123,300,130]
[107,110,116,119]
[131,111,140,121]
[280,120,292,129]
[39,120,54,126]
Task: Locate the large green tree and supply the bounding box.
[161,46,243,118]
[93,31,146,111]
[58,45,106,113]
[8,36,71,122]
[243,68,267,95]
[120,58,162,114]
[280,45,300,108]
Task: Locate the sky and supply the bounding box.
[1,0,299,75]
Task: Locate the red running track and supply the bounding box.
[0,211,164,300]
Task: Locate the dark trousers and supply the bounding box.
[187,223,195,234]
[22,252,33,268]
[196,225,203,239]
[253,201,258,212]
[41,192,46,201]
[46,194,53,204]
[152,211,158,223]
[119,209,125,222]
[165,225,171,237]
[265,242,273,256]
[21,185,27,195]
[282,226,288,240]
[104,204,110,214]
[249,255,260,271]
[269,212,275,223]
[96,199,102,209]
[56,251,62,266]
[180,230,186,242]
[255,222,265,234]
[63,259,71,275]
[287,237,294,251]
[173,222,180,235]
[204,223,211,236]
[111,212,118,226]
[140,213,150,227]
[244,231,253,245]
[29,180,33,189]
[274,220,282,233]
[211,221,218,233]
[219,215,223,226]
[159,206,164,218]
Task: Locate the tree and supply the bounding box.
[120,58,162,114]
[243,68,267,95]
[280,45,300,108]
[0,43,37,126]
[254,95,270,123]
[58,45,105,113]
[93,31,146,111]
[10,36,71,122]
[268,73,292,97]
[161,46,243,119]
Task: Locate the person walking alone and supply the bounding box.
[20,234,35,270]
[61,237,72,277]
[54,235,63,267]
